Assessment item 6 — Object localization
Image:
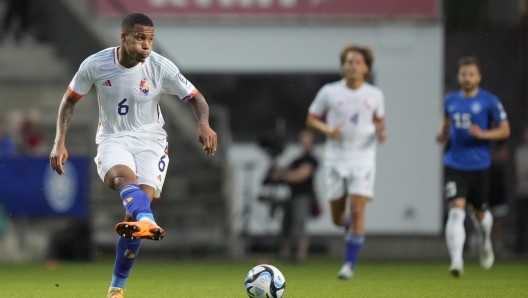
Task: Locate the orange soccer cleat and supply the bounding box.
[107,288,124,298]
[115,220,165,240]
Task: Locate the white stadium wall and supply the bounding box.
[108,21,444,234]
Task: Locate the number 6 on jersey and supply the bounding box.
[118,98,129,115]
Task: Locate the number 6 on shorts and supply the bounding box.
[158,155,166,172]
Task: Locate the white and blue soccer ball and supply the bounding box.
[244,264,286,298]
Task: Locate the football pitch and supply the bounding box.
[1,258,527,298]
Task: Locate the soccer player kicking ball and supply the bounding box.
[49,13,217,298]
[436,56,509,277]
[306,45,386,279]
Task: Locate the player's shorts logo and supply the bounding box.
[139,77,150,95]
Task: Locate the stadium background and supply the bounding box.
[0,0,526,268]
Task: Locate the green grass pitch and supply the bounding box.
[1,258,527,297]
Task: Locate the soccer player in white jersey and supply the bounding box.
[306,45,386,279]
[49,13,217,298]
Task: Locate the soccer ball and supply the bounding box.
[244,264,286,298]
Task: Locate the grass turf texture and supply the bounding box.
[1,259,527,297]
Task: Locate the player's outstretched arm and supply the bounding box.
[306,114,340,139]
[50,91,81,175]
[469,120,510,141]
[189,92,217,155]
[436,115,449,143]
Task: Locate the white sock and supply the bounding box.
[471,210,493,250]
[445,208,466,265]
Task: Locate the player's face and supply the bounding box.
[122,24,154,63]
[342,51,369,81]
[458,64,481,92]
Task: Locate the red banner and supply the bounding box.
[93,0,438,19]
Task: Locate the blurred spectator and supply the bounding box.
[6,109,23,147]
[0,117,16,157]
[489,142,510,252]
[268,130,319,263]
[20,107,45,156]
[514,127,528,253]
[0,0,34,46]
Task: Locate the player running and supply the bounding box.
[306,45,386,279]
[436,56,509,277]
[49,13,217,298]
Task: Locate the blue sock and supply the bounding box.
[344,233,365,269]
[119,184,154,222]
[109,237,141,290]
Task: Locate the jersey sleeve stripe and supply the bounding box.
[373,114,384,121]
[182,88,198,103]
[308,111,324,120]
[68,86,84,99]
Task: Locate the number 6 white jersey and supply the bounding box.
[308,80,385,166]
[68,47,198,144]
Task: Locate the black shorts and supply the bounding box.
[444,166,490,210]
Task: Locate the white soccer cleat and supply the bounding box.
[337,263,354,280]
[449,261,464,278]
[478,242,495,270]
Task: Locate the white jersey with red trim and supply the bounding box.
[308,80,385,166]
[68,47,198,144]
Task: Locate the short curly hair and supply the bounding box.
[122,13,154,32]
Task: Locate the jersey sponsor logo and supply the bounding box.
[177,72,188,85]
[102,80,112,87]
[124,249,135,259]
[139,77,150,95]
[123,197,133,206]
[471,102,482,114]
[447,105,456,112]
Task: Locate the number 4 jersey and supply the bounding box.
[68,47,198,144]
[308,80,385,166]
[443,89,507,170]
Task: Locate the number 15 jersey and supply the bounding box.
[68,47,198,144]
[443,89,507,171]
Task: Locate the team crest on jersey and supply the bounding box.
[139,77,150,95]
[471,102,482,114]
[364,99,371,109]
